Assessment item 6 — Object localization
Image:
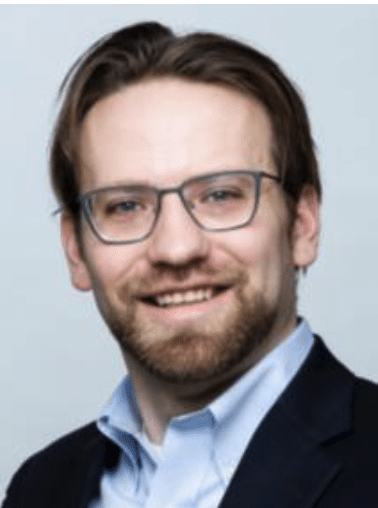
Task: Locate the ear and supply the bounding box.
[291,185,320,269]
[60,213,92,291]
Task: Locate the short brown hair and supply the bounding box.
[50,21,321,222]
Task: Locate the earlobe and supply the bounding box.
[60,213,92,291]
[292,185,320,269]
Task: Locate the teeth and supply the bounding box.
[155,288,213,307]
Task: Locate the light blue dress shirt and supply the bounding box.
[89,318,314,508]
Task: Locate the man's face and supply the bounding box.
[62,78,319,385]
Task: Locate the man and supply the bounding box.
[3,21,378,508]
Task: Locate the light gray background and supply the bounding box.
[1,4,378,495]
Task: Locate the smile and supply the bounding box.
[142,286,229,308]
[155,288,213,307]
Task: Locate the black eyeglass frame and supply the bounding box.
[77,170,282,245]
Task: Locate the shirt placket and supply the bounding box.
[145,411,214,508]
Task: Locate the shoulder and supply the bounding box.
[2,422,109,508]
[20,421,102,466]
[313,336,378,429]
[352,376,378,430]
[280,335,378,439]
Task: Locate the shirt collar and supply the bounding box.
[98,374,142,437]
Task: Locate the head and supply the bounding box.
[55,22,320,388]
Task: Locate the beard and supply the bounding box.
[92,264,291,385]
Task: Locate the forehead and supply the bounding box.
[78,78,274,190]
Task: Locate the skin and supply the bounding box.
[61,78,320,444]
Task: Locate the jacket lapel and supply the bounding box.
[219,337,355,508]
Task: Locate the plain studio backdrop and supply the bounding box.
[1,4,378,496]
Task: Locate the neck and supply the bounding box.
[125,356,241,444]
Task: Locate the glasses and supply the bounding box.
[78,170,281,244]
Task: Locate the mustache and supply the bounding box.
[117,261,248,301]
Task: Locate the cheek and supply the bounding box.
[216,224,291,299]
[83,239,142,294]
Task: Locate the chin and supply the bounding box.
[111,292,281,385]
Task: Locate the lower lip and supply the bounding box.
[138,288,233,325]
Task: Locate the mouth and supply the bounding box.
[141,286,230,308]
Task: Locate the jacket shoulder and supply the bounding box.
[2,422,106,508]
[20,421,101,464]
[352,377,378,430]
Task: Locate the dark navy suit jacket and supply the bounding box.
[3,337,378,507]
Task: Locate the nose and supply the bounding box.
[146,193,210,266]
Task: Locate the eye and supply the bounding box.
[104,200,142,216]
[202,188,243,204]
[107,201,140,213]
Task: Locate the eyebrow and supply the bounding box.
[86,179,154,193]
